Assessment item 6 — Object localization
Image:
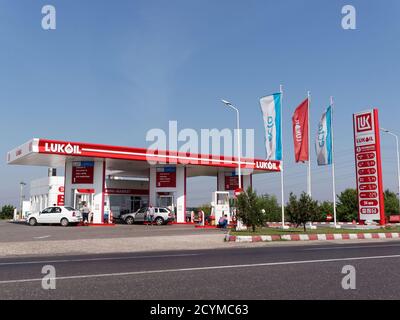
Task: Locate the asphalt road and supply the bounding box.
[1,241,400,299]
[0,220,221,242]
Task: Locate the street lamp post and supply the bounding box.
[19,182,26,219]
[221,99,242,189]
[381,128,400,214]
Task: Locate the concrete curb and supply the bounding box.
[225,232,400,242]
[266,222,357,227]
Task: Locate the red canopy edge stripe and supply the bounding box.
[37,139,281,172]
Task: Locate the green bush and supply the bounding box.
[279,188,399,225]
[0,205,15,220]
[258,194,282,222]
[317,201,334,221]
[384,189,399,215]
[286,192,318,231]
[236,187,267,232]
[337,189,358,222]
[198,204,212,216]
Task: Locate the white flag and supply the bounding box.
[259,93,282,160]
[315,106,332,166]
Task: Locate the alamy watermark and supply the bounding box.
[341,265,356,290]
[41,265,56,290]
[41,5,56,30]
[39,4,356,31]
[342,5,356,30]
[145,121,255,167]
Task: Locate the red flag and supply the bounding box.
[292,98,309,163]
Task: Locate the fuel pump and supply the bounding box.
[211,191,230,225]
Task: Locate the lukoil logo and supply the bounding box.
[255,161,279,171]
[266,116,274,142]
[294,120,302,142]
[317,124,325,147]
[44,143,82,155]
[356,114,372,132]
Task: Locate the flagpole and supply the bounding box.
[307,91,312,197]
[330,96,339,228]
[280,84,287,229]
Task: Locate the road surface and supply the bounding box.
[1,241,400,299]
[0,220,220,242]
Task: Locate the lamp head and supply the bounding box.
[221,99,232,106]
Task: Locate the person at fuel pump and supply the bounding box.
[218,214,228,229]
[80,202,90,224]
[147,205,155,226]
[198,210,204,226]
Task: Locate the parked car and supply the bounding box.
[120,207,173,225]
[26,206,82,227]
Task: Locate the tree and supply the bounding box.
[337,189,358,222]
[258,194,282,222]
[198,204,212,216]
[236,187,266,232]
[317,201,334,221]
[0,205,15,220]
[286,192,318,231]
[384,189,399,215]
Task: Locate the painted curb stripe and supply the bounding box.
[226,233,400,242]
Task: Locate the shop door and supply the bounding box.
[133,197,142,212]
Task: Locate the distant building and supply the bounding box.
[30,168,64,212]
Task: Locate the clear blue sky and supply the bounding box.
[1,0,400,207]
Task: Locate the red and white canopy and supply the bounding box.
[7,138,282,177]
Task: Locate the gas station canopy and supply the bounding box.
[7,138,282,224]
[7,138,282,177]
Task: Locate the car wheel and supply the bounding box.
[155,217,164,226]
[60,218,69,227]
[125,216,134,225]
[29,218,37,226]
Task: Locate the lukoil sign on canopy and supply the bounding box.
[44,142,82,155]
[255,160,280,171]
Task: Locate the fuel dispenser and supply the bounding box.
[211,191,230,225]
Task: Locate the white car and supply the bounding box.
[121,207,174,225]
[26,206,82,227]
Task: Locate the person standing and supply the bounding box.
[147,205,155,226]
[80,202,90,225]
[199,209,205,226]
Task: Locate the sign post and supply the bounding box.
[353,109,385,225]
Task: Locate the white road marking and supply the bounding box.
[1,254,400,285]
[302,243,400,251]
[0,253,201,267]
[33,236,51,240]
